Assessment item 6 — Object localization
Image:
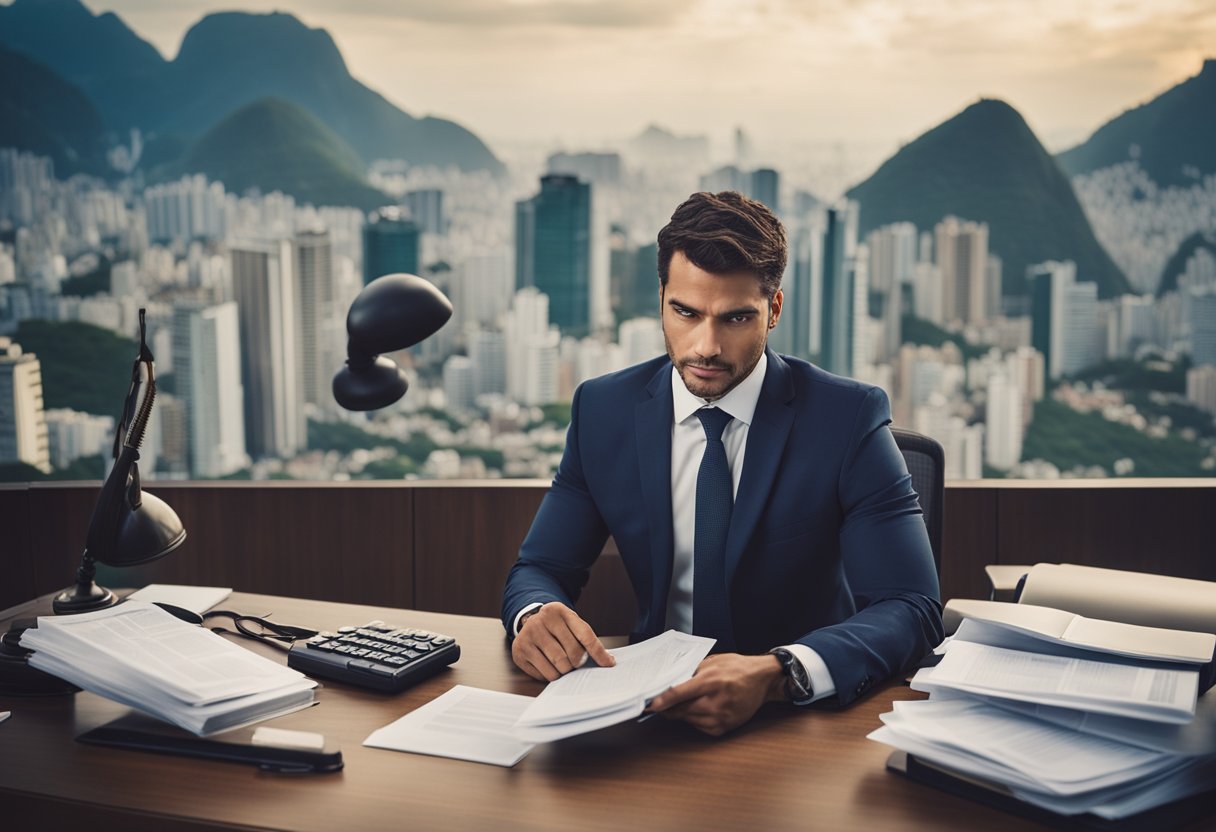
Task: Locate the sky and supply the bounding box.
[71,0,1216,156]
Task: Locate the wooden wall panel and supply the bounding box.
[996,484,1216,581]
[27,484,100,599]
[0,485,34,611]
[409,486,638,636]
[129,484,414,608]
[939,485,998,603]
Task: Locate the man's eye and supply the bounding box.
[728,315,751,324]
[674,308,694,318]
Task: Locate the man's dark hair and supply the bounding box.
[657,191,787,299]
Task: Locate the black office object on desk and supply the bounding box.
[78,713,343,774]
[287,620,460,692]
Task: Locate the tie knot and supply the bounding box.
[696,407,733,441]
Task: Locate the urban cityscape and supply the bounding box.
[1,0,1215,484]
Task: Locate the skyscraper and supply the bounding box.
[1189,285,1216,367]
[0,337,49,472]
[230,240,305,459]
[985,372,1023,470]
[294,229,339,409]
[1030,260,1101,381]
[820,203,858,377]
[172,302,247,478]
[363,207,420,284]
[935,217,990,326]
[750,169,780,215]
[867,222,918,362]
[403,189,445,236]
[515,175,593,335]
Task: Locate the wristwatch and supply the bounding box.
[769,647,814,705]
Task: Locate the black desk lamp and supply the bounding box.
[333,273,453,411]
[53,309,187,613]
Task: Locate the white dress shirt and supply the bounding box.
[667,352,836,703]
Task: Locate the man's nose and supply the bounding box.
[694,321,722,358]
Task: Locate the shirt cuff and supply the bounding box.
[512,602,545,637]
[785,644,837,704]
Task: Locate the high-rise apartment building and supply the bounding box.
[0,337,50,472]
[1186,364,1216,416]
[1189,285,1216,367]
[985,373,1023,470]
[935,217,989,326]
[230,241,305,459]
[172,302,247,478]
[1030,260,1101,381]
[820,203,859,377]
[403,189,445,235]
[43,408,113,470]
[750,169,780,215]
[443,356,476,414]
[469,329,507,397]
[294,229,339,409]
[515,175,593,335]
[363,207,420,284]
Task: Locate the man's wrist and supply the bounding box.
[515,603,544,635]
[761,654,787,703]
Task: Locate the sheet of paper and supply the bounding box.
[515,630,714,728]
[364,685,535,767]
[919,640,1198,723]
[128,585,233,614]
[23,602,305,706]
[881,699,1173,792]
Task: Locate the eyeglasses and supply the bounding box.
[202,610,319,650]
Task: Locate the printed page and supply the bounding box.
[128,585,233,614]
[365,685,536,767]
[944,598,1076,638]
[515,630,714,727]
[24,602,304,705]
[920,640,1199,723]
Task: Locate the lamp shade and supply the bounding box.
[333,273,453,411]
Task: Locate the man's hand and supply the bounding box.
[646,653,786,736]
[511,602,615,682]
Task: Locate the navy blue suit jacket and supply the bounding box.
[502,349,943,705]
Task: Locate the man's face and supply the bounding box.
[661,250,782,401]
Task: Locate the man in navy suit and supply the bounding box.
[502,191,942,735]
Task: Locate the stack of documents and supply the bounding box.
[513,630,714,742]
[871,600,1216,822]
[20,601,316,736]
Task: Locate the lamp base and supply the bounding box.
[53,582,117,615]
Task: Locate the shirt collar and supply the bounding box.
[671,351,768,427]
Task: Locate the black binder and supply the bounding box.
[78,713,343,774]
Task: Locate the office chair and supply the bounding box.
[890,427,945,575]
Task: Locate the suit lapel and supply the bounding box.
[724,349,796,586]
[636,362,675,631]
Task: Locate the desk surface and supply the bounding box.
[0,592,1071,831]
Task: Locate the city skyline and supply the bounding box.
[46,0,1216,155]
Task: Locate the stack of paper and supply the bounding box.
[871,608,1216,821]
[513,630,714,742]
[20,601,316,736]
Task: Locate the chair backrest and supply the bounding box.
[890,427,945,576]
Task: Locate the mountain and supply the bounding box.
[0,2,503,175]
[0,44,109,176]
[0,0,169,135]
[177,98,389,211]
[162,12,502,174]
[1057,60,1216,186]
[846,99,1130,298]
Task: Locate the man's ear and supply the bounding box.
[769,289,783,328]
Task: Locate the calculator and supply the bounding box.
[287,621,460,693]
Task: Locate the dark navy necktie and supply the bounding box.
[693,407,735,650]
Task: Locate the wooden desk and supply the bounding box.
[0,592,1053,830]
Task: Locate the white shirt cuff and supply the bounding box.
[785,644,837,704]
[512,602,545,636]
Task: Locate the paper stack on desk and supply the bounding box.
[513,629,715,742]
[20,601,316,736]
[870,607,1216,822]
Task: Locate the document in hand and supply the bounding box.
[513,630,714,743]
[20,601,316,736]
[943,598,1216,664]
